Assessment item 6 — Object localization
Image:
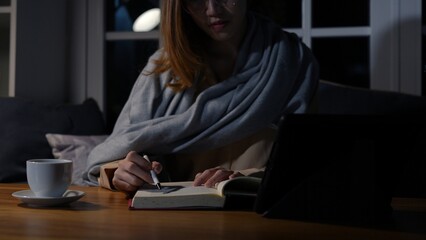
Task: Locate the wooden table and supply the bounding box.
[0,184,425,239]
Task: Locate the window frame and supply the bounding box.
[284,0,422,95]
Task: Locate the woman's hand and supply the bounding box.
[112,151,162,193]
[193,167,243,188]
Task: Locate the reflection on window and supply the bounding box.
[312,0,369,27]
[312,37,370,88]
[106,0,160,32]
[106,40,159,130]
[251,0,301,28]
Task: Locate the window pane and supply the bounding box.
[0,13,10,97]
[312,37,370,88]
[0,0,10,6]
[312,0,369,27]
[106,40,159,130]
[251,0,302,28]
[106,0,160,32]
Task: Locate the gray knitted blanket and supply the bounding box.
[84,13,318,185]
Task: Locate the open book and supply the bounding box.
[129,176,262,209]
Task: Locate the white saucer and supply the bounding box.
[12,189,85,207]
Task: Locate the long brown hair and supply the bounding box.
[150,0,207,91]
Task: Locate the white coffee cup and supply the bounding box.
[26,159,73,198]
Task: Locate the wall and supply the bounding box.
[67,0,88,105]
[14,0,68,104]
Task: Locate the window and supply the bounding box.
[251,0,302,28]
[312,37,370,88]
[310,0,370,88]
[312,0,369,27]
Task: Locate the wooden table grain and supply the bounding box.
[0,184,425,240]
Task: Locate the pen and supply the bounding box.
[143,155,162,190]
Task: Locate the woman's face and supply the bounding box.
[184,0,247,44]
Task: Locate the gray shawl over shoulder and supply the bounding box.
[84,13,319,185]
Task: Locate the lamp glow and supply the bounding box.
[132,8,161,32]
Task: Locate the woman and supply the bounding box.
[84,0,319,193]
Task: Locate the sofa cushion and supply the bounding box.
[0,97,106,182]
[318,81,426,115]
[45,133,108,186]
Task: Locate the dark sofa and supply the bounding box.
[0,98,107,182]
[318,80,426,115]
[318,80,426,198]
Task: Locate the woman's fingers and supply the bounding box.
[193,167,235,187]
[112,172,142,193]
[112,151,163,193]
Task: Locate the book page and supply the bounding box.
[131,177,261,209]
[160,177,262,197]
[131,181,224,209]
[216,177,262,197]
